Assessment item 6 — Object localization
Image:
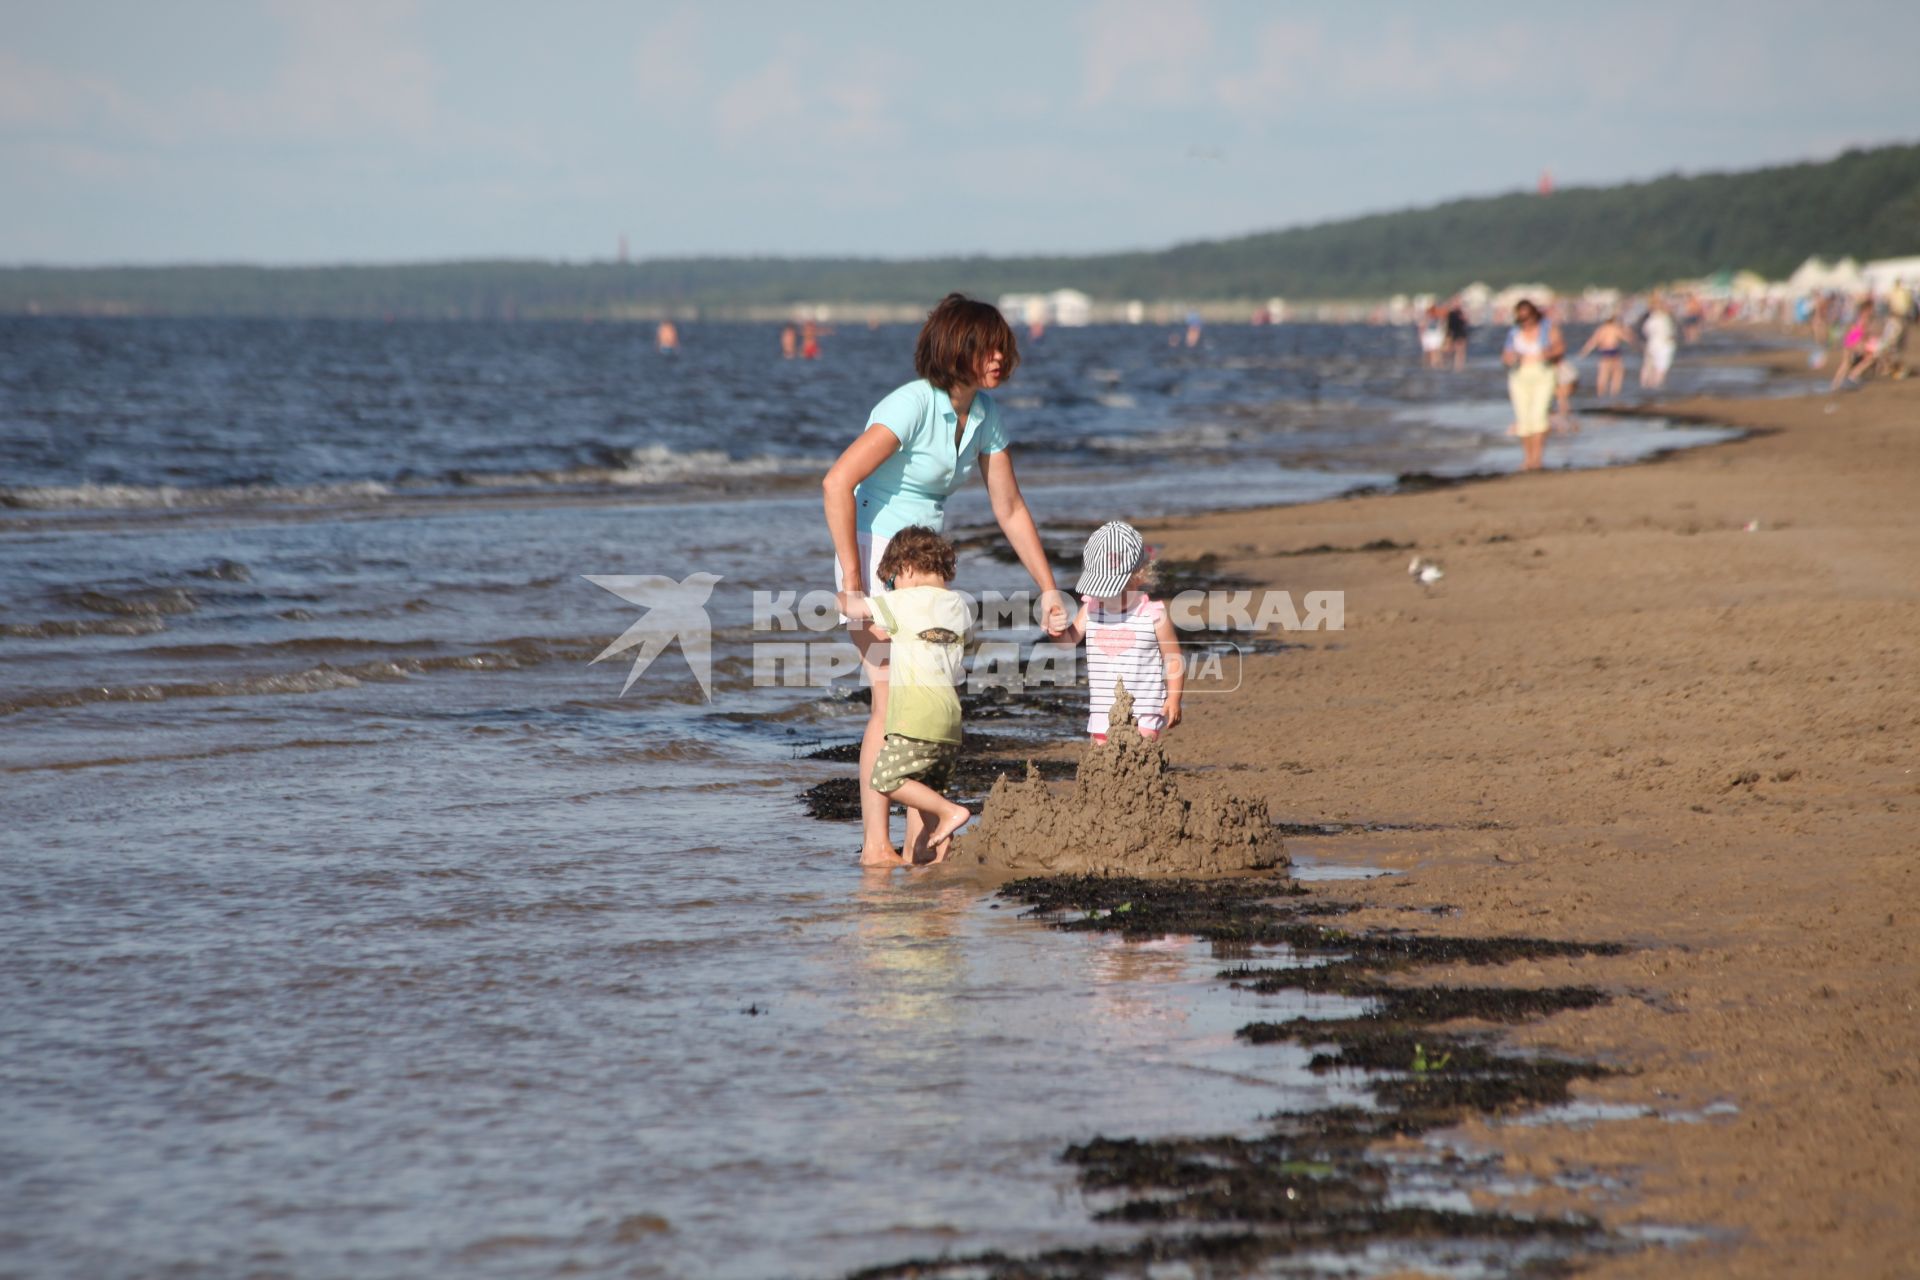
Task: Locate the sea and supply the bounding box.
[0,316,1787,1277]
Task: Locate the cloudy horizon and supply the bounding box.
[6,0,1919,268]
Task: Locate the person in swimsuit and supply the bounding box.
[1578,314,1638,398]
[1444,301,1471,371]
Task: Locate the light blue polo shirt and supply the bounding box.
[854,379,1009,537]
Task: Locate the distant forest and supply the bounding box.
[5,142,1917,319]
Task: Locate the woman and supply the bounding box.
[1577,313,1638,398]
[824,294,1068,866]
[1640,300,1677,390]
[1502,299,1564,472]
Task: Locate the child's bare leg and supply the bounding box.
[885,780,970,864]
[852,630,903,866]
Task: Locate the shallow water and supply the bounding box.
[0,318,1791,1275]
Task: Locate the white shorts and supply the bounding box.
[834,531,890,626]
[1646,341,1675,374]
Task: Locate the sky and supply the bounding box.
[5,0,1918,267]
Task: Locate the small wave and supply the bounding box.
[606,739,724,763]
[0,616,169,638]
[0,650,543,716]
[185,558,252,582]
[142,633,607,665]
[58,587,199,617]
[1084,422,1248,454]
[452,444,816,491]
[0,665,369,715]
[4,736,376,773]
[2,447,817,515]
[0,480,393,512]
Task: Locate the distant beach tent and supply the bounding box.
[1864,256,1920,294]
[1047,290,1091,326]
[997,289,1091,328]
[1580,286,1624,313]
[1490,283,1555,315]
[1786,256,1866,295]
[997,293,1045,327]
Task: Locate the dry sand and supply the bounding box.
[1126,365,1917,1276]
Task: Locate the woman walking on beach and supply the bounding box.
[1503,299,1564,472]
[1578,313,1637,398]
[825,294,1068,866]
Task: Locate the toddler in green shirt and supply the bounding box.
[838,525,974,864]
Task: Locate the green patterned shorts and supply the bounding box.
[869,733,959,795]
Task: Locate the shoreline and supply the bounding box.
[1128,361,1916,1274]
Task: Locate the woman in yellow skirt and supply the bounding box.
[1503,299,1565,471]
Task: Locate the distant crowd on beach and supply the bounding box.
[1795,285,1913,389]
[1406,276,1913,469]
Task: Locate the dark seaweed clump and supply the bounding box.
[846,873,1630,1279]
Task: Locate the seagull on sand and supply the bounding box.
[1409,556,1444,589]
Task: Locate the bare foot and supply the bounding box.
[858,845,905,867]
[927,808,973,863]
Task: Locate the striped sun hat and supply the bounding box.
[1075,521,1147,599]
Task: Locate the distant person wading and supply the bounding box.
[823,294,1068,867]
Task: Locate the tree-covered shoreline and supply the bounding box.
[5,143,1915,318]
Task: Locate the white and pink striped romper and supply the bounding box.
[1085,594,1167,739]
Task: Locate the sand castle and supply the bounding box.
[953,684,1286,876]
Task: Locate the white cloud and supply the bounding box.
[3,4,447,152]
[633,6,708,106]
[710,38,903,151]
[262,0,441,139]
[0,50,156,138]
[1078,0,1217,107]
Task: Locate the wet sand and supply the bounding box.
[1131,365,1918,1275]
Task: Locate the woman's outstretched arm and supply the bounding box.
[981,448,1068,635]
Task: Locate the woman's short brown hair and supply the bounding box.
[877,525,957,584]
[914,293,1020,391]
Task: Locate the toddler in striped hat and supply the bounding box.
[1056,521,1184,743]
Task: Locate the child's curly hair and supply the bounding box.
[876,525,956,584]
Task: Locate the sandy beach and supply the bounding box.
[1121,357,1918,1275]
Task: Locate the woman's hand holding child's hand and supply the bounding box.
[1038,588,1070,637]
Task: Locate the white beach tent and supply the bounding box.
[1047,289,1092,327]
[1490,283,1555,316]
[997,293,1046,326]
[1786,256,1866,295]
[1864,256,1920,296]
